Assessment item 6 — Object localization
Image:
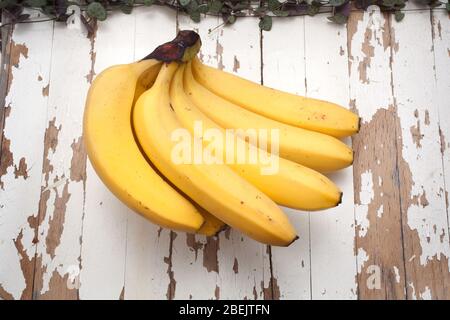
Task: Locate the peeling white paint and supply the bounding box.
[393,266,400,283]
[376,205,383,218]
[420,286,432,300]
[355,170,374,237]
[35,21,91,297]
[0,10,54,299]
[348,8,393,123]
[407,205,450,267]
[392,10,450,275]
[357,248,369,274]
[408,282,417,300]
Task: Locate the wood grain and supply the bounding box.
[390,9,450,299]
[0,11,54,300]
[78,12,132,300]
[1,8,449,300]
[305,15,357,299]
[348,10,406,299]
[123,7,176,300]
[262,16,311,300]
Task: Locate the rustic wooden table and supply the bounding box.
[0,5,449,300]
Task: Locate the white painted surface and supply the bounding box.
[262,16,311,300]
[1,8,449,300]
[304,15,357,300]
[0,12,54,299]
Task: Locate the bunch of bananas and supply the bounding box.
[83,31,359,246]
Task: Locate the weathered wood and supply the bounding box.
[173,16,271,300]
[431,9,450,270]
[262,17,311,300]
[123,7,176,300]
[390,9,450,299]
[0,12,54,300]
[347,9,406,299]
[304,15,357,299]
[33,17,92,300]
[170,14,222,300]
[79,12,134,300]
[1,7,449,300]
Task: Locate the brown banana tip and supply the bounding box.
[213,224,230,237]
[357,117,362,133]
[337,192,343,206]
[287,235,300,246]
[142,30,201,63]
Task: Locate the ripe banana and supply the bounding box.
[84,59,205,233]
[196,207,227,236]
[185,62,353,172]
[192,57,360,138]
[133,62,297,246]
[171,64,342,210]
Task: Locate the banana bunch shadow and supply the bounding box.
[83,30,359,247]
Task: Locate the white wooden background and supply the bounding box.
[0,5,449,300]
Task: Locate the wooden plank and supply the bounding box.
[123,6,176,300]
[32,12,92,300]
[431,7,450,265]
[169,14,222,300]
[347,10,406,299]
[171,16,271,300]
[0,13,54,300]
[261,16,311,300]
[79,12,135,300]
[390,9,450,299]
[304,15,357,299]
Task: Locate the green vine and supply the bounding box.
[0,0,449,31]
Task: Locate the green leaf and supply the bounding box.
[259,15,272,31]
[120,4,133,14]
[382,0,396,6]
[179,0,190,7]
[209,0,222,14]
[87,2,107,21]
[394,10,404,21]
[268,0,281,11]
[24,0,47,7]
[327,12,348,24]
[447,1,450,11]
[329,0,346,6]
[198,3,209,13]
[307,4,320,16]
[143,0,155,5]
[187,0,198,10]
[273,10,289,17]
[190,10,201,22]
[227,15,236,24]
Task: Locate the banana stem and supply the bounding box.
[142,30,202,63]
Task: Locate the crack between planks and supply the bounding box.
[31,20,56,300]
[0,16,14,161]
[302,16,313,300]
[259,19,275,300]
[345,14,360,300]
[387,13,409,300]
[428,9,450,248]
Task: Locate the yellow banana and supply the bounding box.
[185,62,352,172]
[172,64,342,210]
[133,62,297,246]
[192,57,359,139]
[83,59,205,233]
[196,207,227,236]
